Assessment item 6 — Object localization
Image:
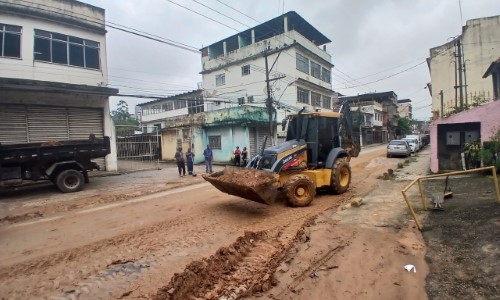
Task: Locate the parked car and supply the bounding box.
[402,138,418,153]
[387,140,411,158]
[405,135,422,150]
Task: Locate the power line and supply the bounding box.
[163,0,240,32]
[214,0,260,24]
[190,0,251,28]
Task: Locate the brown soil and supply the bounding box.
[0,147,497,300]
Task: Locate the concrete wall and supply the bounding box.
[428,16,500,116]
[430,100,500,172]
[0,0,107,86]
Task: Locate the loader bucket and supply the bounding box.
[202,166,280,205]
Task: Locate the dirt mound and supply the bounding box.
[154,218,317,300]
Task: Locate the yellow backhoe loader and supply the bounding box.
[203,103,360,207]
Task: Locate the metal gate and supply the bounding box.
[115,125,161,172]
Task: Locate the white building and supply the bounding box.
[200,11,336,139]
[0,0,118,171]
[427,15,500,119]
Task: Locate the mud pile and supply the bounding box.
[202,167,280,204]
[153,231,277,300]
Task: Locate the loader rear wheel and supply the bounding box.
[284,174,316,207]
[330,158,351,194]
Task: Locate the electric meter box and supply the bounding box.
[446,131,460,145]
[464,131,479,143]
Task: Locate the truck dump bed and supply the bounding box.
[0,137,110,167]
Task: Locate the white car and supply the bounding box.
[402,138,418,153]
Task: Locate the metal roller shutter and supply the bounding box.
[0,105,28,144]
[27,106,69,142]
[249,127,257,158]
[68,107,104,139]
[257,126,271,153]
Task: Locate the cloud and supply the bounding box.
[83,0,499,119]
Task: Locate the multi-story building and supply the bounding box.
[0,0,118,170]
[200,11,336,140]
[397,99,412,119]
[427,15,500,119]
[141,11,336,162]
[340,92,399,145]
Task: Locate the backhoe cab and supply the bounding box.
[203,104,360,207]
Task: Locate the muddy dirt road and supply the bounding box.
[0,145,400,299]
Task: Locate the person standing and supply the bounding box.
[185,148,195,175]
[203,145,213,173]
[174,147,186,177]
[241,147,248,167]
[233,146,241,167]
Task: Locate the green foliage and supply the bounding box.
[111,100,139,136]
[396,116,411,136]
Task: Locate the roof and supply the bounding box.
[201,11,331,51]
[339,91,398,103]
[137,90,203,106]
[0,78,118,96]
[482,57,500,78]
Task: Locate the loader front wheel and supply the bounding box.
[284,174,316,207]
[330,158,351,194]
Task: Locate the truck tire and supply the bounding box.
[284,174,316,207]
[330,158,351,194]
[55,169,84,193]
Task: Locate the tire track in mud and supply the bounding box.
[152,194,352,300]
[1,190,354,299]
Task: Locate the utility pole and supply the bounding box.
[457,39,464,110]
[263,48,286,146]
[453,47,458,109]
[264,49,273,146]
[440,90,444,118]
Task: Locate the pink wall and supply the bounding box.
[430,100,500,172]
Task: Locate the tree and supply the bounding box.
[111,100,139,136]
[396,116,411,137]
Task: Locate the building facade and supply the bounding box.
[200,11,336,140]
[397,99,412,119]
[427,15,500,119]
[339,92,399,145]
[159,106,271,163]
[0,0,118,170]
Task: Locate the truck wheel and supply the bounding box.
[55,169,84,193]
[284,174,316,207]
[330,158,351,194]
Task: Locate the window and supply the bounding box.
[174,100,186,109]
[188,96,204,114]
[34,29,100,69]
[208,135,222,149]
[311,92,321,107]
[321,67,331,83]
[311,61,321,79]
[247,96,254,103]
[238,97,245,105]
[215,73,225,86]
[297,87,309,104]
[241,64,250,76]
[163,102,173,111]
[0,24,21,58]
[296,52,309,74]
[322,96,332,109]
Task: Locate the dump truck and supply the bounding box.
[0,135,111,193]
[203,104,360,206]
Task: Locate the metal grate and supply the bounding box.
[115,125,161,172]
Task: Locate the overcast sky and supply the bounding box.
[82,0,499,120]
